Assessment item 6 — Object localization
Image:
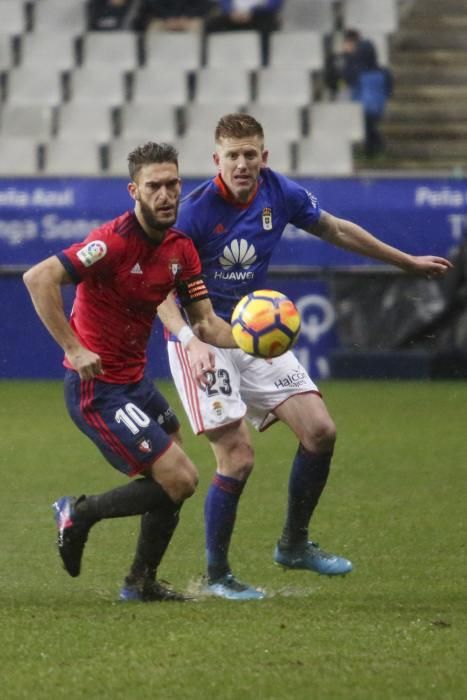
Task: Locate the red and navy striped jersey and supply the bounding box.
[58,211,204,383]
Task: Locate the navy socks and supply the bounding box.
[280,444,332,549]
[205,473,246,581]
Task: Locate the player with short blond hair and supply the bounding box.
[168,113,452,600]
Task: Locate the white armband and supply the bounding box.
[177,325,195,348]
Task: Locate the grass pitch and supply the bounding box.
[0,380,466,700]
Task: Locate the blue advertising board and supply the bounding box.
[1,177,465,380]
[0,177,466,268]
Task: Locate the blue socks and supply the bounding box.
[205,473,245,582]
[280,444,332,549]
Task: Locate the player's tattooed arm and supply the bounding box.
[305,211,453,277]
[23,256,103,379]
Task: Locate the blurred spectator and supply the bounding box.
[205,0,283,64]
[354,40,393,157]
[88,0,135,30]
[135,0,215,32]
[325,29,393,157]
[326,29,375,99]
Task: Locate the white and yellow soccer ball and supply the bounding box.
[231,289,301,358]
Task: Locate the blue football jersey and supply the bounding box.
[176,168,321,320]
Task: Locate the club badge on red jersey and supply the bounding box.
[262,207,272,230]
[77,240,107,267]
[169,260,182,279]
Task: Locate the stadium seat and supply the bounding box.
[295,134,354,175]
[0,0,26,35]
[0,104,54,141]
[194,67,252,107]
[342,0,398,34]
[43,138,103,175]
[82,32,139,71]
[0,137,39,175]
[174,135,217,177]
[183,103,238,138]
[205,32,262,70]
[20,32,78,72]
[6,66,64,106]
[0,34,14,71]
[244,103,303,141]
[259,135,293,174]
[309,102,364,142]
[57,103,114,142]
[69,66,127,106]
[282,0,336,33]
[132,67,189,107]
[118,104,178,142]
[255,67,314,107]
[33,0,88,36]
[268,31,324,72]
[144,32,201,72]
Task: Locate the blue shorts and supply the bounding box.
[64,370,181,477]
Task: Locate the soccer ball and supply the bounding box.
[231,289,301,358]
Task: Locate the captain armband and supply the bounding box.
[176,275,209,307]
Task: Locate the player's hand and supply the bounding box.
[185,337,216,389]
[407,255,453,279]
[66,347,103,380]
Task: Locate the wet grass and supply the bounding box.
[0,380,466,700]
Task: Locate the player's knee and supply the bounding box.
[301,417,336,454]
[220,442,254,481]
[157,459,198,502]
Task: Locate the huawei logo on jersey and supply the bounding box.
[215,239,257,281]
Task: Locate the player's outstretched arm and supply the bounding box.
[23,256,103,379]
[307,211,453,278]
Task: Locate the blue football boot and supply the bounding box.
[52,496,90,578]
[203,573,265,600]
[274,541,353,576]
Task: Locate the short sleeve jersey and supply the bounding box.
[176,168,321,320]
[58,211,203,383]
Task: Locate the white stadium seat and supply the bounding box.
[268,31,324,72]
[282,0,336,33]
[0,104,54,141]
[7,67,64,106]
[0,137,39,175]
[309,102,364,142]
[82,32,139,71]
[132,67,189,107]
[194,67,251,107]
[245,103,303,141]
[206,32,262,70]
[256,67,314,107]
[0,34,14,71]
[33,0,88,36]
[20,32,78,71]
[342,0,398,34]
[144,32,201,72]
[296,134,354,176]
[57,103,114,142]
[119,104,178,142]
[44,138,103,176]
[69,67,127,106]
[1,0,26,35]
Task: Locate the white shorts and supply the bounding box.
[167,341,319,434]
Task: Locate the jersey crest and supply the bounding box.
[262,207,272,230]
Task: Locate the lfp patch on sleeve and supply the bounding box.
[76,240,107,267]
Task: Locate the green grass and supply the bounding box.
[0,380,466,700]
